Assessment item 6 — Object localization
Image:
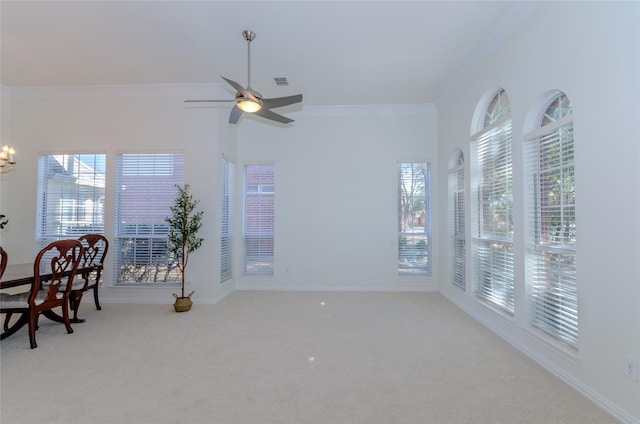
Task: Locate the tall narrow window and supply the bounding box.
[243,164,275,276]
[220,158,234,283]
[448,151,465,289]
[398,162,431,276]
[525,93,577,348]
[37,154,106,249]
[470,89,514,314]
[114,153,184,284]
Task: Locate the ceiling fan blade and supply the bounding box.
[229,105,243,124]
[262,94,303,109]
[253,108,294,124]
[184,99,234,103]
[186,32,302,127]
[221,76,260,103]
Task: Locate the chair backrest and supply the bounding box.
[0,246,7,280]
[78,234,109,270]
[31,239,83,306]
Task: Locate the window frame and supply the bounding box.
[397,161,432,277]
[220,157,234,283]
[242,163,275,276]
[524,92,578,349]
[448,152,465,290]
[470,89,515,315]
[113,152,185,285]
[36,153,106,250]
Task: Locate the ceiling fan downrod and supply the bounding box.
[243,30,256,90]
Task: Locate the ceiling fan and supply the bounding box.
[185,30,303,124]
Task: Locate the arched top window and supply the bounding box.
[483,89,511,128]
[469,87,514,315]
[525,90,573,135]
[471,88,512,137]
[448,149,464,170]
[448,149,466,290]
[524,90,577,349]
[455,150,464,167]
[540,92,572,126]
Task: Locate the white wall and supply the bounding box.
[436,2,639,422]
[235,104,438,291]
[1,88,438,300]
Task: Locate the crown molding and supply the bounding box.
[6,83,226,99]
[4,83,435,115]
[300,103,436,116]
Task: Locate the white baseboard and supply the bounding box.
[234,283,438,293]
[100,283,234,305]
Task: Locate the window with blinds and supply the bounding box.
[398,162,431,276]
[448,152,465,289]
[220,158,234,283]
[524,93,577,348]
[36,154,106,249]
[243,164,275,276]
[114,153,184,284]
[470,89,514,315]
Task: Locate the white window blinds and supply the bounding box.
[243,164,275,276]
[220,158,234,283]
[448,158,465,290]
[525,93,577,348]
[36,154,106,249]
[471,90,514,315]
[114,153,184,284]
[398,162,431,276]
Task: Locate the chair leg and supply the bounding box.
[69,290,82,322]
[28,311,38,349]
[69,293,76,319]
[68,290,88,323]
[3,312,13,331]
[62,300,74,335]
[93,284,102,311]
[1,313,28,340]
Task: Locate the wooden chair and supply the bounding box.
[0,239,83,348]
[0,246,7,279]
[69,234,108,322]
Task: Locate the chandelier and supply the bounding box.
[0,145,16,174]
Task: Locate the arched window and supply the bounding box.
[448,150,465,289]
[470,89,514,315]
[524,92,577,348]
[483,89,510,127]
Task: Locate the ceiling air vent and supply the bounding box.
[274,77,289,86]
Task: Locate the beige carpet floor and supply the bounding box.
[1,291,618,424]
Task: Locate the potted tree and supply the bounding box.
[165,184,204,312]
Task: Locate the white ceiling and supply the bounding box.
[1,1,529,106]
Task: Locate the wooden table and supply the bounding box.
[1,263,93,340]
[0,263,37,288]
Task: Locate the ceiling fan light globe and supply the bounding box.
[237,99,262,113]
